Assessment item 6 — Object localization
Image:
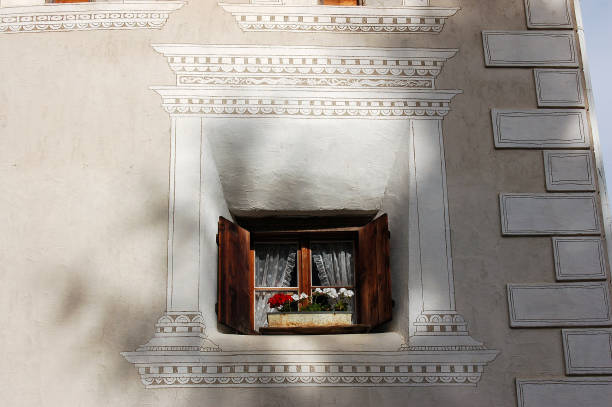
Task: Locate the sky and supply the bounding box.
[580,0,612,189]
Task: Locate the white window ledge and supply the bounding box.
[122,331,498,388]
[0,1,185,34]
[218,3,459,33]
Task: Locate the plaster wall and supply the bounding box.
[0,0,596,406]
[204,118,408,215]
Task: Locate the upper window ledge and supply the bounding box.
[0,1,185,34]
[218,2,459,34]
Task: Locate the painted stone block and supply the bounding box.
[525,0,572,28]
[516,378,612,407]
[543,151,595,191]
[492,109,589,148]
[500,193,600,235]
[535,69,584,107]
[563,329,612,374]
[507,283,612,327]
[553,237,607,281]
[483,31,578,67]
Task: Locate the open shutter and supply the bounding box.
[217,216,253,334]
[356,214,392,329]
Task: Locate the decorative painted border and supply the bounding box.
[153,44,458,89]
[0,1,185,34]
[122,349,499,388]
[218,3,459,34]
[152,87,461,119]
[123,43,499,389]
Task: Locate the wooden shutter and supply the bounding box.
[217,216,253,334]
[356,214,392,329]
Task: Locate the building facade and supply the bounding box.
[2,0,611,406]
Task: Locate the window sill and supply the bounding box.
[218,3,459,34]
[0,1,185,34]
[259,324,371,335]
[122,327,498,387]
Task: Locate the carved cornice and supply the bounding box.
[138,312,221,352]
[152,87,461,119]
[122,349,499,387]
[218,3,459,34]
[406,312,489,351]
[0,1,185,34]
[153,45,458,89]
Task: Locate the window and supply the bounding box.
[217,215,392,334]
[320,0,362,5]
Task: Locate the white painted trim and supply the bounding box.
[122,348,499,387]
[152,87,461,119]
[218,3,459,34]
[0,1,185,33]
[153,44,458,89]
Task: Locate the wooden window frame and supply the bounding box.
[251,232,357,319]
[218,216,391,335]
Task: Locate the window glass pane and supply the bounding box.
[255,243,298,288]
[255,291,296,332]
[311,241,354,287]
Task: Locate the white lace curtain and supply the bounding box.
[311,242,354,286]
[254,244,297,331]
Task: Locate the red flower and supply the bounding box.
[268,293,293,309]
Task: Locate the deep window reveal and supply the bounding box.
[217,215,392,334]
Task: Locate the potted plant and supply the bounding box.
[266,288,355,328]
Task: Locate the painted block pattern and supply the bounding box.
[543,151,595,191]
[535,69,584,107]
[500,193,600,235]
[507,283,612,327]
[516,378,612,407]
[553,237,607,281]
[492,109,589,149]
[563,329,612,374]
[483,31,578,67]
[525,0,572,28]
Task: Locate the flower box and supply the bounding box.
[267,311,352,328]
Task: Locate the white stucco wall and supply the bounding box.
[1,0,611,406]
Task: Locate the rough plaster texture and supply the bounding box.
[0,0,604,406]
